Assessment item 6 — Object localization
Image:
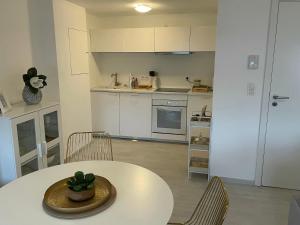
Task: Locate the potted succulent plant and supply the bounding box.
[22,67,47,105]
[66,171,96,202]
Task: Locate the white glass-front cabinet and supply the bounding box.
[39,106,63,169]
[12,112,42,177]
[0,102,62,185]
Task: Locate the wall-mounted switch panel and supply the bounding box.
[248,55,259,70]
[247,82,255,96]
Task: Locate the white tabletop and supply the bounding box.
[0,161,174,225]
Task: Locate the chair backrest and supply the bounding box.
[185,177,229,225]
[65,132,113,163]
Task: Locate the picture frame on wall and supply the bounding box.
[0,90,12,114]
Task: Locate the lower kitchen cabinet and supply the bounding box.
[120,93,152,138]
[91,92,120,136]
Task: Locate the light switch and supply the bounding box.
[248,55,259,70]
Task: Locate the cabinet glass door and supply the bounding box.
[17,119,37,157]
[21,157,39,176]
[47,144,61,167]
[43,111,59,143]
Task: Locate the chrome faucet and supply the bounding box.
[111,73,119,87]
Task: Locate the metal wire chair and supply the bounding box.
[65,132,113,163]
[168,177,229,225]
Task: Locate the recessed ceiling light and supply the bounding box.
[134,4,152,13]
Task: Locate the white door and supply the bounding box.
[262,2,300,190]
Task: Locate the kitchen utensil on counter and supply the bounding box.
[192,86,212,92]
[193,79,202,87]
[129,73,133,89]
[130,75,137,89]
[185,77,212,92]
[149,71,159,90]
[139,76,151,88]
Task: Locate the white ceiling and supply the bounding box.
[67,0,218,16]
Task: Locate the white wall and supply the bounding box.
[87,13,217,88]
[0,1,32,104]
[210,0,272,182]
[0,0,59,105]
[53,0,92,152]
[87,13,217,29]
[90,52,215,89]
[27,0,60,103]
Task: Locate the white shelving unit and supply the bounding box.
[0,102,63,186]
[188,116,211,178]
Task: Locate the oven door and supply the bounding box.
[152,106,187,135]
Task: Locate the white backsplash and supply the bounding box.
[89,52,215,89]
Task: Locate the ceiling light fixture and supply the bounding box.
[134,4,152,13]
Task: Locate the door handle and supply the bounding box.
[273,95,290,100]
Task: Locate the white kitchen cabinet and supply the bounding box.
[190,26,216,52]
[123,28,154,52]
[154,26,191,52]
[0,102,62,185]
[90,28,155,52]
[120,93,152,138]
[91,92,120,136]
[90,29,125,52]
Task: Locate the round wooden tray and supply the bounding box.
[43,176,116,218]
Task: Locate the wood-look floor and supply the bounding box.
[112,138,299,225]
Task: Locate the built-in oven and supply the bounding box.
[152,99,187,135]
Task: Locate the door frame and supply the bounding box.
[255,0,300,186]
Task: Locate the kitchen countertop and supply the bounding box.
[91,87,213,96]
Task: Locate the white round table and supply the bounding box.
[0,161,174,225]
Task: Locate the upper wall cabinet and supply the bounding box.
[123,28,155,52]
[91,29,124,52]
[90,28,155,52]
[190,26,216,52]
[154,27,191,52]
[90,26,216,53]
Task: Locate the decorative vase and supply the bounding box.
[22,86,42,105]
[66,187,95,202]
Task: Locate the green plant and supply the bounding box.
[67,171,95,192]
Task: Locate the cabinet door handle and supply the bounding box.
[37,144,43,158]
[42,141,48,168]
[42,141,47,156]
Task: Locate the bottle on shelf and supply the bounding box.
[149,71,159,90]
[129,73,133,89]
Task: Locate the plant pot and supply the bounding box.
[66,187,95,202]
[22,86,42,105]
